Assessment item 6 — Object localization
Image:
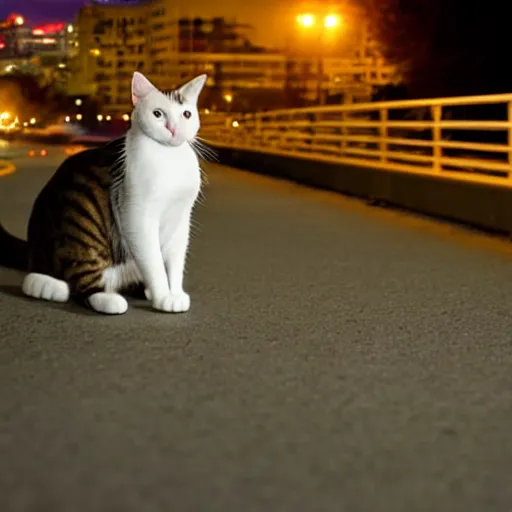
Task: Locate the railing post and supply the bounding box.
[340,112,347,155]
[432,104,442,172]
[255,115,261,140]
[307,112,315,152]
[508,101,512,177]
[379,108,388,162]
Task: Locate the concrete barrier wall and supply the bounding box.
[214,147,512,235]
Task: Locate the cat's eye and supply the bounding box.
[153,109,163,118]
[183,110,192,119]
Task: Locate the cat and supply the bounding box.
[0,71,207,315]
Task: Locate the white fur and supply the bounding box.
[88,292,128,315]
[102,261,142,293]
[153,292,190,313]
[22,273,70,302]
[118,72,205,313]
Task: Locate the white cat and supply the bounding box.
[114,72,206,314]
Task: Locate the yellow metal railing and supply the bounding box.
[199,93,512,187]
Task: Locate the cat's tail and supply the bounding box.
[0,222,28,271]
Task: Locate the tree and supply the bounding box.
[0,71,71,124]
[362,0,511,98]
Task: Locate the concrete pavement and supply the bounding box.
[2,142,512,511]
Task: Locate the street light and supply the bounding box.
[297,14,315,28]
[295,12,342,105]
[297,13,340,30]
[324,15,340,29]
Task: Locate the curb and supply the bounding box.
[0,160,16,177]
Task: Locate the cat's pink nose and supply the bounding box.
[167,125,176,136]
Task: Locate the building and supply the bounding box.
[0,12,78,89]
[0,13,77,62]
[72,0,396,113]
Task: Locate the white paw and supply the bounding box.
[144,288,152,301]
[88,292,128,315]
[152,292,190,313]
[22,273,70,302]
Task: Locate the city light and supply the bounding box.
[76,114,83,121]
[90,48,101,57]
[15,16,24,26]
[97,114,103,122]
[0,113,20,132]
[122,114,130,121]
[75,99,82,106]
[324,15,340,28]
[224,93,233,103]
[32,23,64,36]
[67,24,74,33]
[65,116,70,122]
[106,115,112,121]
[58,63,66,69]
[232,120,240,128]
[204,108,210,115]
[29,117,36,125]
[297,14,315,28]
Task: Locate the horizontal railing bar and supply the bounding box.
[440,156,511,172]
[251,92,512,118]
[218,120,511,132]
[212,130,510,155]
[287,134,507,153]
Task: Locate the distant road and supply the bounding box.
[2,142,512,511]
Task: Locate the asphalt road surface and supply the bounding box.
[2,141,512,512]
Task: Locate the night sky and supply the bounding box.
[0,0,83,24]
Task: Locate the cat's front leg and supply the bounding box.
[160,208,193,313]
[124,208,175,313]
[144,220,191,312]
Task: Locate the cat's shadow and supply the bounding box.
[0,284,97,316]
[0,284,151,316]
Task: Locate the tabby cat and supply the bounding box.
[0,71,207,315]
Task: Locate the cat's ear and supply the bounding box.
[131,72,156,106]
[178,74,207,103]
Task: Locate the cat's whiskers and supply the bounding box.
[189,137,218,163]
